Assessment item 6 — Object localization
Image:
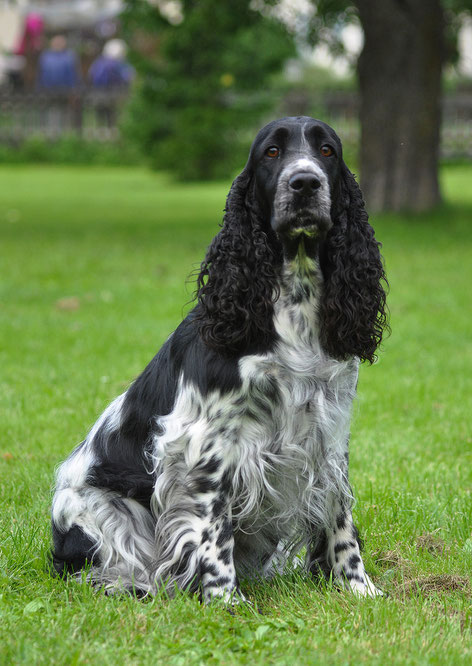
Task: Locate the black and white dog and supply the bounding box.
[51,116,388,601]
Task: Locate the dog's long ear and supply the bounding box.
[320,163,389,363]
[196,167,279,355]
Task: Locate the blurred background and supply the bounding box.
[0,0,471,210]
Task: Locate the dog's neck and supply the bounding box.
[279,229,322,270]
[275,232,324,341]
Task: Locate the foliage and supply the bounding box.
[1,164,472,662]
[305,0,356,54]
[121,0,295,180]
[0,134,142,166]
[305,0,472,66]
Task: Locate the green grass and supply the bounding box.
[1,164,472,664]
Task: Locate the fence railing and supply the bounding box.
[0,89,129,142]
[279,90,472,159]
[1,89,472,158]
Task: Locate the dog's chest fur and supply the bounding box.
[153,245,358,563]
[232,249,357,547]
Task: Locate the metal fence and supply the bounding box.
[279,90,472,160]
[441,93,472,158]
[1,89,472,158]
[0,89,129,142]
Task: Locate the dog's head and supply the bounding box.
[249,116,342,240]
[196,116,388,361]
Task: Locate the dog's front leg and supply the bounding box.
[307,496,382,597]
[199,493,242,604]
[326,498,382,597]
[305,440,382,597]
[153,458,241,603]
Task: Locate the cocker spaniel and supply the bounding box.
[51,116,388,601]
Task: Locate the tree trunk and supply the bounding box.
[355,0,444,212]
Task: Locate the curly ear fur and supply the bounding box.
[196,169,281,356]
[320,164,389,363]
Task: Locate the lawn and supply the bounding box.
[1,164,471,665]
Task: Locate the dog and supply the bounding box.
[51,116,388,601]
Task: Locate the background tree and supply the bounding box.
[121,0,295,180]
[355,0,443,212]
[312,0,471,212]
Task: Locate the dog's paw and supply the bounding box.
[204,586,248,606]
[346,573,384,598]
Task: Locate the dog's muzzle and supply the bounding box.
[272,166,332,237]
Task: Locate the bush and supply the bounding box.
[0,134,142,166]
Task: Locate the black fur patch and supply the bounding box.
[200,560,219,578]
[51,523,98,575]
[334,540,356,555]
[198,455,221,475]
[208,576,231,588]
[193,476,219,494]
[343,571,364,583]
[336,512,346,530]
[216,519,233,548]
[348,554,361,569]
[212,494,227,519]
[308,530,331,578]
[218,547,232,565]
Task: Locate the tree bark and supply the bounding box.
[355,0,444,212]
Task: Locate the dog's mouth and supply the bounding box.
[289,224,318,237]
[272,209,332,239]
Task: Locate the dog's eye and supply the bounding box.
[266,146,280,158]
[320,145,333,157]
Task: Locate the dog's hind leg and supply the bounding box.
[51,485,156,595]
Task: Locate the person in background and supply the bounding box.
[88,39,133,130]
[37,35,79,89]
[88,39,133,89]
[37,35,81,133]
[15,12,44,89]
[16,12,44,57]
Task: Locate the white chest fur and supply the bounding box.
[239,248,357,452]
[232,250,358,535]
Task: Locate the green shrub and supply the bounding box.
[0,134,142,166]
[121,0,295,180]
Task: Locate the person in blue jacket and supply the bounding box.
[37,35,79,89]
[88,39,133,89]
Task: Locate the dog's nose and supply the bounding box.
[288,172,321,196]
